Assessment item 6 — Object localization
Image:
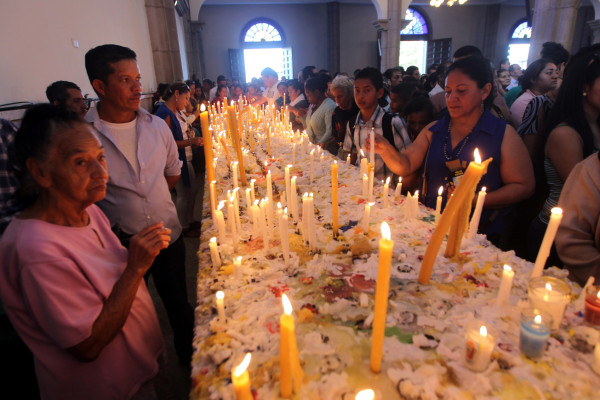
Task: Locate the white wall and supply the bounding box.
[340,4,379,73]
[175,13,190,80]
[198,4,329,80]
[0,0,157,105]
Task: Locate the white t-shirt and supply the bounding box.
[101,118,139,177]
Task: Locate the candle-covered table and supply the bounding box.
[191,106,600,399]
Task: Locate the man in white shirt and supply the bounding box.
[506,64,523,90]
[252,67,279,107]
[209,75,230,101]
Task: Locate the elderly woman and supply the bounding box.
[368,56,534,248]
[0,105,169,399]
[330,74,359,157]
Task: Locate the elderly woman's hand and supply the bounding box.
[127,223,171,273]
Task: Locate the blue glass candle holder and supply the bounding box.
[520,308,552,359]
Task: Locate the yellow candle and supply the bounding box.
[531,207,563,278]
[370,222,394,373]
[228,104,247,186]
[280,294,303,397]
[356,389,375,400]
[332,161,339,237]
[419,149,492,284]
[231,353,253,400]
[199,104,215,183]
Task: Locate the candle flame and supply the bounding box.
[233,353,252,377]
[399,176,402,183]
[386,177,391,184]
[277,202,282,209]
[218,201,225,211]
[438,186,443,196]
[503,264,512,272]
[482,187,487,192]
[480,325,487,337]
[287,164,292,168]
[355,389,375,400]
[200,104,206,112]
[236,256,242,263]
[597,290,600,300]
[363,174,368,179]
[310,149,315,155]
[381,222,391,240]
[414,190,419,198]
[334,160,337,165]
[545,283,552,292]
[282,293,293,315]
[216,290,224,300]
[534,314,542,324]
[284,207,288,214]
[210,237,217,244]
[251,179,256,184]
[551,207,563,216]
[292,176,297,181]
[474,148,481,164]
[360,149,365,157]
[253,200,259,206]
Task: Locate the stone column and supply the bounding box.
[145,0,184,83]
[191,21,206,79]
[588,20,600,43]
[327,2,341,74]
[372,19,390,71]
[528,0,580,62]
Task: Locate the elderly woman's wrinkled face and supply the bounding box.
[38,123,108,207]
[331,87,354,111]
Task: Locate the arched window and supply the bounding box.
[399,8,432,73]
[508,18,532,68]
[235,19,292,83]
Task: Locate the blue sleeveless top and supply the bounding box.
[421,109,507,236]
[155,104,190,187]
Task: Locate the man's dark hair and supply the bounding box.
[391,81,425,100]
[520,59,553,92]
[304,75,328,94]
[217,75,227,83]
[85,44,137,90]
[383,67,403,80]
[287,79,304,94]
[301,66,316,81]
[508,64,520,74]
[405,66,419,77]
[354,67,384,91]
[540,42,570,66]
[261,67,278,79]
[404,96,434,120]
[453,45,483,60]
[446,56,494,108]
[45,81,81,105]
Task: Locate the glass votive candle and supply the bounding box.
[464,320,497,372]
[519,308,552,359]
[583,285,600,326]
[528,276,571,330]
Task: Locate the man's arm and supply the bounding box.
[166,175,180,190]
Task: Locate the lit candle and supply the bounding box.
[528,276,571,330]
[593,342,600,375]
[368,164,375,202]
[250,179,256,203]
[278,203,290,265]
[233,187,242,234]
[228,196,238,248]
[231,353,253,400]
[200,105,215,183]
[209,237,221,268]
[267,125,271,155]
[233,256,243,280]
[232,161,239,189]
[369,128,375,166]
[420,149,492,284]
[467,186,487,239]
[209,180,217,213]
[395,177,402,199]
[519,308,552,359]
[360,150,368,176]
[301,193,308,243]
[355,389,375,400]
[464,321,496,372]
[434,186,443,223]
[332,161,339,237]
[362,174,369,198]
[362,202,373,233]
[250,200,260,237]
[259,199,269,250]
[382,177,390,207]
[584,286,600,326]
[370,222,394,373]
[308,193,316,249]
[531,207,563,278]
[496,264,514,306]
[280,294,304,396]
[215,201,227,246]
[310,149,315,184]
[346,153,351,165]
[215,290,226,321]
[245,188,252,215]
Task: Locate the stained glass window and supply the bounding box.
[401,8,428,36]
[512,22,532,39]
[244,23,282,43]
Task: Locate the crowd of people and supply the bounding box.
[1,40,600,398]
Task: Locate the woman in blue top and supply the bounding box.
[154,83,203,236]
[368,57,534,248]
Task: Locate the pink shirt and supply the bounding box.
[0,205,164,400]
[510,89,535,128]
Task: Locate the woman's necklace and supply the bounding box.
[443,121,471,161]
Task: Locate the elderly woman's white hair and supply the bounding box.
[330,74,354,96]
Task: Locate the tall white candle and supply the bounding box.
[301,193,308,243]
[434,186,444,223]
[250,179,256,203]
[232,161,239,189]
[368,165,375,202]
[251,200,260,237]
[369,128,375,166]
[308,193,317,248]
[228,197,238,248]
[310,149,315,184]
[592,342,600,375]
[285,165,292,213]
[360,150,367,176]
[215,291,226,321]
[291,176,298,224]
[395,177,402,199]
[362,174,369,198]
[467,187,487,239]
[245,188,252,214]
[209,180,217,213]
[209,237,221,268]
[234,256,243,280]
[496,264,514,306]
[215,202,227,246]
[278,203,290,265]
[233,187,242,234]
[531,207,563,278]
[259,199,269,250]
[363,202,373,232]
